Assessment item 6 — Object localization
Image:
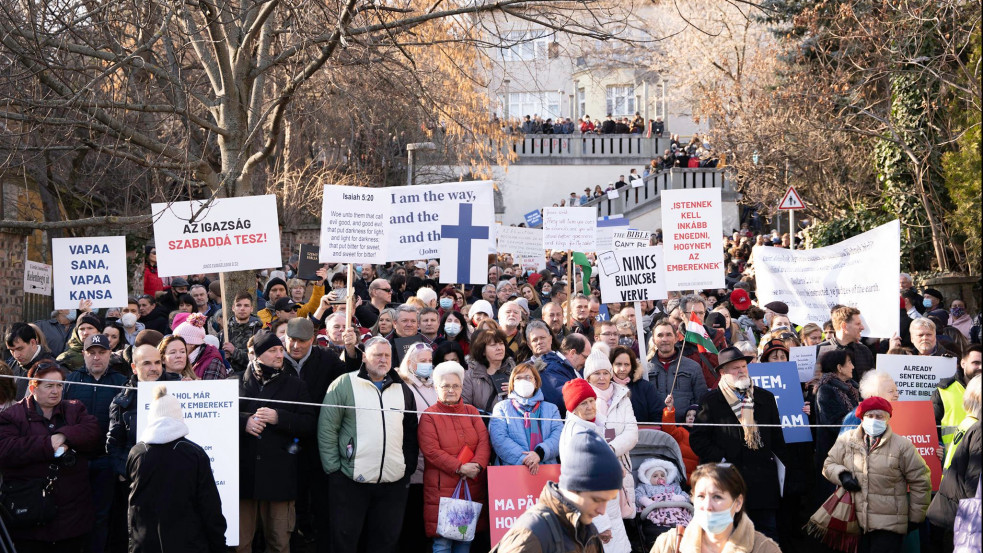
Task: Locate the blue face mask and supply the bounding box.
[922,298,933,308]
[541,289,551,297]
[354,265,363,275]
[439,298,454,310]
[694,507,734,535]
[415,362,433,379]
[862,417,887,437]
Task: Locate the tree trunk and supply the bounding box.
[914,165,950,272]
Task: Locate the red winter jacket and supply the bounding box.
[144,264,165,297]
[419,400,492,537]
[0,396,101,542]
[662,407,699,476]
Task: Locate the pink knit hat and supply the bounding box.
[172,312,191,329]
[173,312,207,346]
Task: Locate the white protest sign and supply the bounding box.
[386,181,496,261]
[612,230,650,249]
[789,346,818,383]
[606,189,619,199]
[597,246,667,303]
[596,218,630,251]
[136,380,240,545]
[52,236,128,309]
[876,354,957,402]
[152,195,282,277]
[543,207,596,251]
[497,226,544,259]
[660,188,724,290]
[320,185,390,264]
[753,220,900,338]
[24,260,52,296]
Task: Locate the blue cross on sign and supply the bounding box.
[441,203,489,283]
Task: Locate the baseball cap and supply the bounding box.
[83,334,111,351]
[274,297,300,312]
[730,289,751,311]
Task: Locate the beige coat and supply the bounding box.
[649,513,781,553]
[823,425,931,535]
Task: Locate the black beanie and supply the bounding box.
[77,313,105,333]
[252,331,283,359]
[264,277,287,300]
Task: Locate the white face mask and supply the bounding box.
[120,313,138,328]
[65,309,78,323]
[862,418,887,437]
[513,379,536,399]
[444,322,462,338]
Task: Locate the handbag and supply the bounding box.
[0,468,59,528]
[954,478,981,553]
[436,477,483,542]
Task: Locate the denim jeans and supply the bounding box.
[432,536,472,553]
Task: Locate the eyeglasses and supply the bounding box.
[439,384,462,391]
[375,287,392,293]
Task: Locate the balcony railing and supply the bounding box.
[583,168,730,218]
[503,134,681,160]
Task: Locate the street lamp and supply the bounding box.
[406,142,437,186]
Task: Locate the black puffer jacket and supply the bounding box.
[106,373,181,475]
[927,420,981,529]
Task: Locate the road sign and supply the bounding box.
[778,186,805,210]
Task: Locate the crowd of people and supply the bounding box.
[499,113,658,136]
[1,226,980,553]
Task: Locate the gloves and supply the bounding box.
[839,471,861,492]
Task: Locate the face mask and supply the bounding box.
[619,336,635,347]
[922,298,933,308]
[65,309,78,323]
[121,313,137,328]
[286,270,294,279]
[951,307,965,318]
[439,298,454,310]
[541,289,551,298]
[444,322,462,338]
[862,418,887,437]
[414,363,433,379]
[354,265,363,275]
[693,507,735,535]
[513,379,535,398]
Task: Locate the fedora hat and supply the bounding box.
[714,346,754,374]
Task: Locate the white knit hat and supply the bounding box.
[149,385,183,422]
[470,300,494,320]
[638,457,680,486]
[583,342,612,380]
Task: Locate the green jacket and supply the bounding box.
[317,367,418,484]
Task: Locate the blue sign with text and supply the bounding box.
[748,362,813,443]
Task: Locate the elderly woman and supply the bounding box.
[610,345,662,424]
[810,349,861,502]
[489,364,563,473]
[758,338,789,363]
[651,463,781,553]
[369,307,397,337]
[396,342,438,551]
[927,375,981,551]
[0,361,101,551]
[824,397,931,553]
[419,361,492,553]
[463,328,515,414]
[839,370,900,435]
[159,335,197,380]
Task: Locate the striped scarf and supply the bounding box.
[511,399,542,451]
[804,486,860,553]
[717,377,762,450]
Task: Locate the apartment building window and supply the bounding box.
[577,88,586,118]
[508,91,561,119]
[501,30,550,61]
[606,85,636,117]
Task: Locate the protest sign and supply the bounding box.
[439,202,492,284]
[753,220,901,338]
[297,244,321,281]
[789,346,818,383]
[597,246,667,303]
[387,181,496,261]
[748,362,812,443]
[543,207,596,251]
[660,188,724,290]
[612,229,650,249]
[524,209,543,228]
[320,185,390,264]
[24,260,52,296]
[889,401,943,491]
[136,380,240,544]
[596,217,630,251]
[497,226,544,261]
[52,236,128,309]
[877,354,957,401]
[488,464,562,545]
[152,195,282,277]
[606,189,619,199]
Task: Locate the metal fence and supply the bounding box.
[583,168,729,218]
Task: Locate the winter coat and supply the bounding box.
[419,399,492,536]
[258,284,324,326]
[625,362,663,425]
[540,352,580,416]
[138,305,171,335]
[33,318,71,356]
[143,264,165,297]
[494,481,604,553]
[463,357,515,414]
[0,396,101,542]
[689,386,787,511]
[650,512,781,553]
[399,371,437,484]
[661,407,698,476]
[221,316,262,373]
[815,337,875,382]
[595,383,639,524]
[56,327,85,371]
[5,346,54,400]
[127,426,226,552]
[812,375,860,486]
[191,344,231,380]
[647,348,709,422]
[489,389,563,466]
[64,365,130,443]
[106,373,181,475]
[927,420,981,529]
[823,425,931,534]
[318,367,419,484]
[239,362,315,501]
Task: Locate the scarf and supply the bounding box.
[717,377,762,450]
[252,360,281,386]
[804,486,860,553]
[864,434,881,454]
[613,374,630,386]
[593,384,615,420]
[511,399,542,450]
[818,373,861,408]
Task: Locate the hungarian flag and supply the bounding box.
[684,311,718,354]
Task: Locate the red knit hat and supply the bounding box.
[855,396,893,418]
[562,378,596,414]
[730,289,751,311]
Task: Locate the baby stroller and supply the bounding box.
[628,429,694,551]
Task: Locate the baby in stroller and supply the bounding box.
[635,458,693,539]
